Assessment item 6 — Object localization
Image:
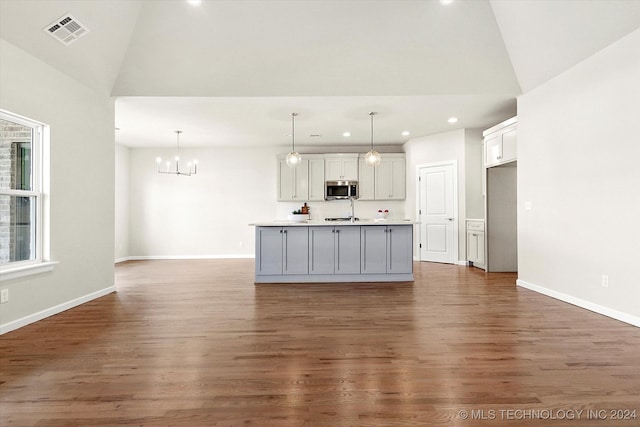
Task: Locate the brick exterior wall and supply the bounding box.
[0,119,32,263]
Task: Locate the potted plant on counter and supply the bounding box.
[287,203,310,222]
[287,208,309,222]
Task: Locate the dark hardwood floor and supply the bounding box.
[1,260,639,426]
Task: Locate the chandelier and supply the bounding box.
[365,112,381,167]
[156,130,198,176]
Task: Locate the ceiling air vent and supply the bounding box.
[43,14,89,46]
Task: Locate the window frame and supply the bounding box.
[0,109,55,280]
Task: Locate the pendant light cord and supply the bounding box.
[175,130,182,158]
[291,113,297,151]
[369,112,376,150]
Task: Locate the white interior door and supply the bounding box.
[418,163,457,263]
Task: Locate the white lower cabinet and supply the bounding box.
[465,220,485,269]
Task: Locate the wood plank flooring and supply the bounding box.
[1,260,639,426]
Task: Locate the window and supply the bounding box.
[0,110,53,279]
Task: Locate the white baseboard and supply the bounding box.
[0,285,116,335]
[116,255,255,263]
[516,279,640,328]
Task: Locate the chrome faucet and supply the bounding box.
[349,197,356,222]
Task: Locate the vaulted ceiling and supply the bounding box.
[1,0,639,148]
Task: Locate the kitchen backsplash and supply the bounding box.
[276,200,407,221]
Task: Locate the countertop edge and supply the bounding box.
[250,220,417,227]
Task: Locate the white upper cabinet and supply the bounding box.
[307,157,325,201]
[278,158,309,201]
[483,116,517,168]
[325,154,358,181]
[375,155,406,200]
[359,153,406,200]
[278,155,324,201]
[358,157,375,200]
[277,153,405,201]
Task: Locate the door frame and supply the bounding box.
[415,161,459,264]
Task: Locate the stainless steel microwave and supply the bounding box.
[325,180,359,200]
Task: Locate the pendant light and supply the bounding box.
[285,112,302,167]
[365,111,381,167]
[156,130,198,176]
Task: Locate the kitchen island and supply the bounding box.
[251,220,415,283]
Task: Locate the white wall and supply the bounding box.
[465,128,484,219]
[0,39,115,332]
[128,146,279,258]
[517,28,640,325]
[124,146,406,259]
[115,144,130,261]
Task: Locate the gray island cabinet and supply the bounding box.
[253,222,414,283]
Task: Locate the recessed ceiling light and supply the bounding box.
[440,0,454,5]
[343,132,351,137]
[187,0,202,6]
[401,131,410,136]
[448,117,458,124]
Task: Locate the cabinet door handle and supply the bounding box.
[447,218,454,221]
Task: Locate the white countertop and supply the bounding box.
[250,219,416,227]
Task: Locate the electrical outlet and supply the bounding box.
[601,274,609,288]
[0,289,8,304]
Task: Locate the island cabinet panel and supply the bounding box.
[361,226,388,274]
[334,226,361,274]
[256,226,308,275]
[309,226,361,274]
[256,227,284,275]
[283,227,309,274]
[387,225,413,274]
[254,224,413,283]
[361,225,413,274]
[308,227,335,274]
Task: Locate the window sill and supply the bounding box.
[0,261,58,281]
